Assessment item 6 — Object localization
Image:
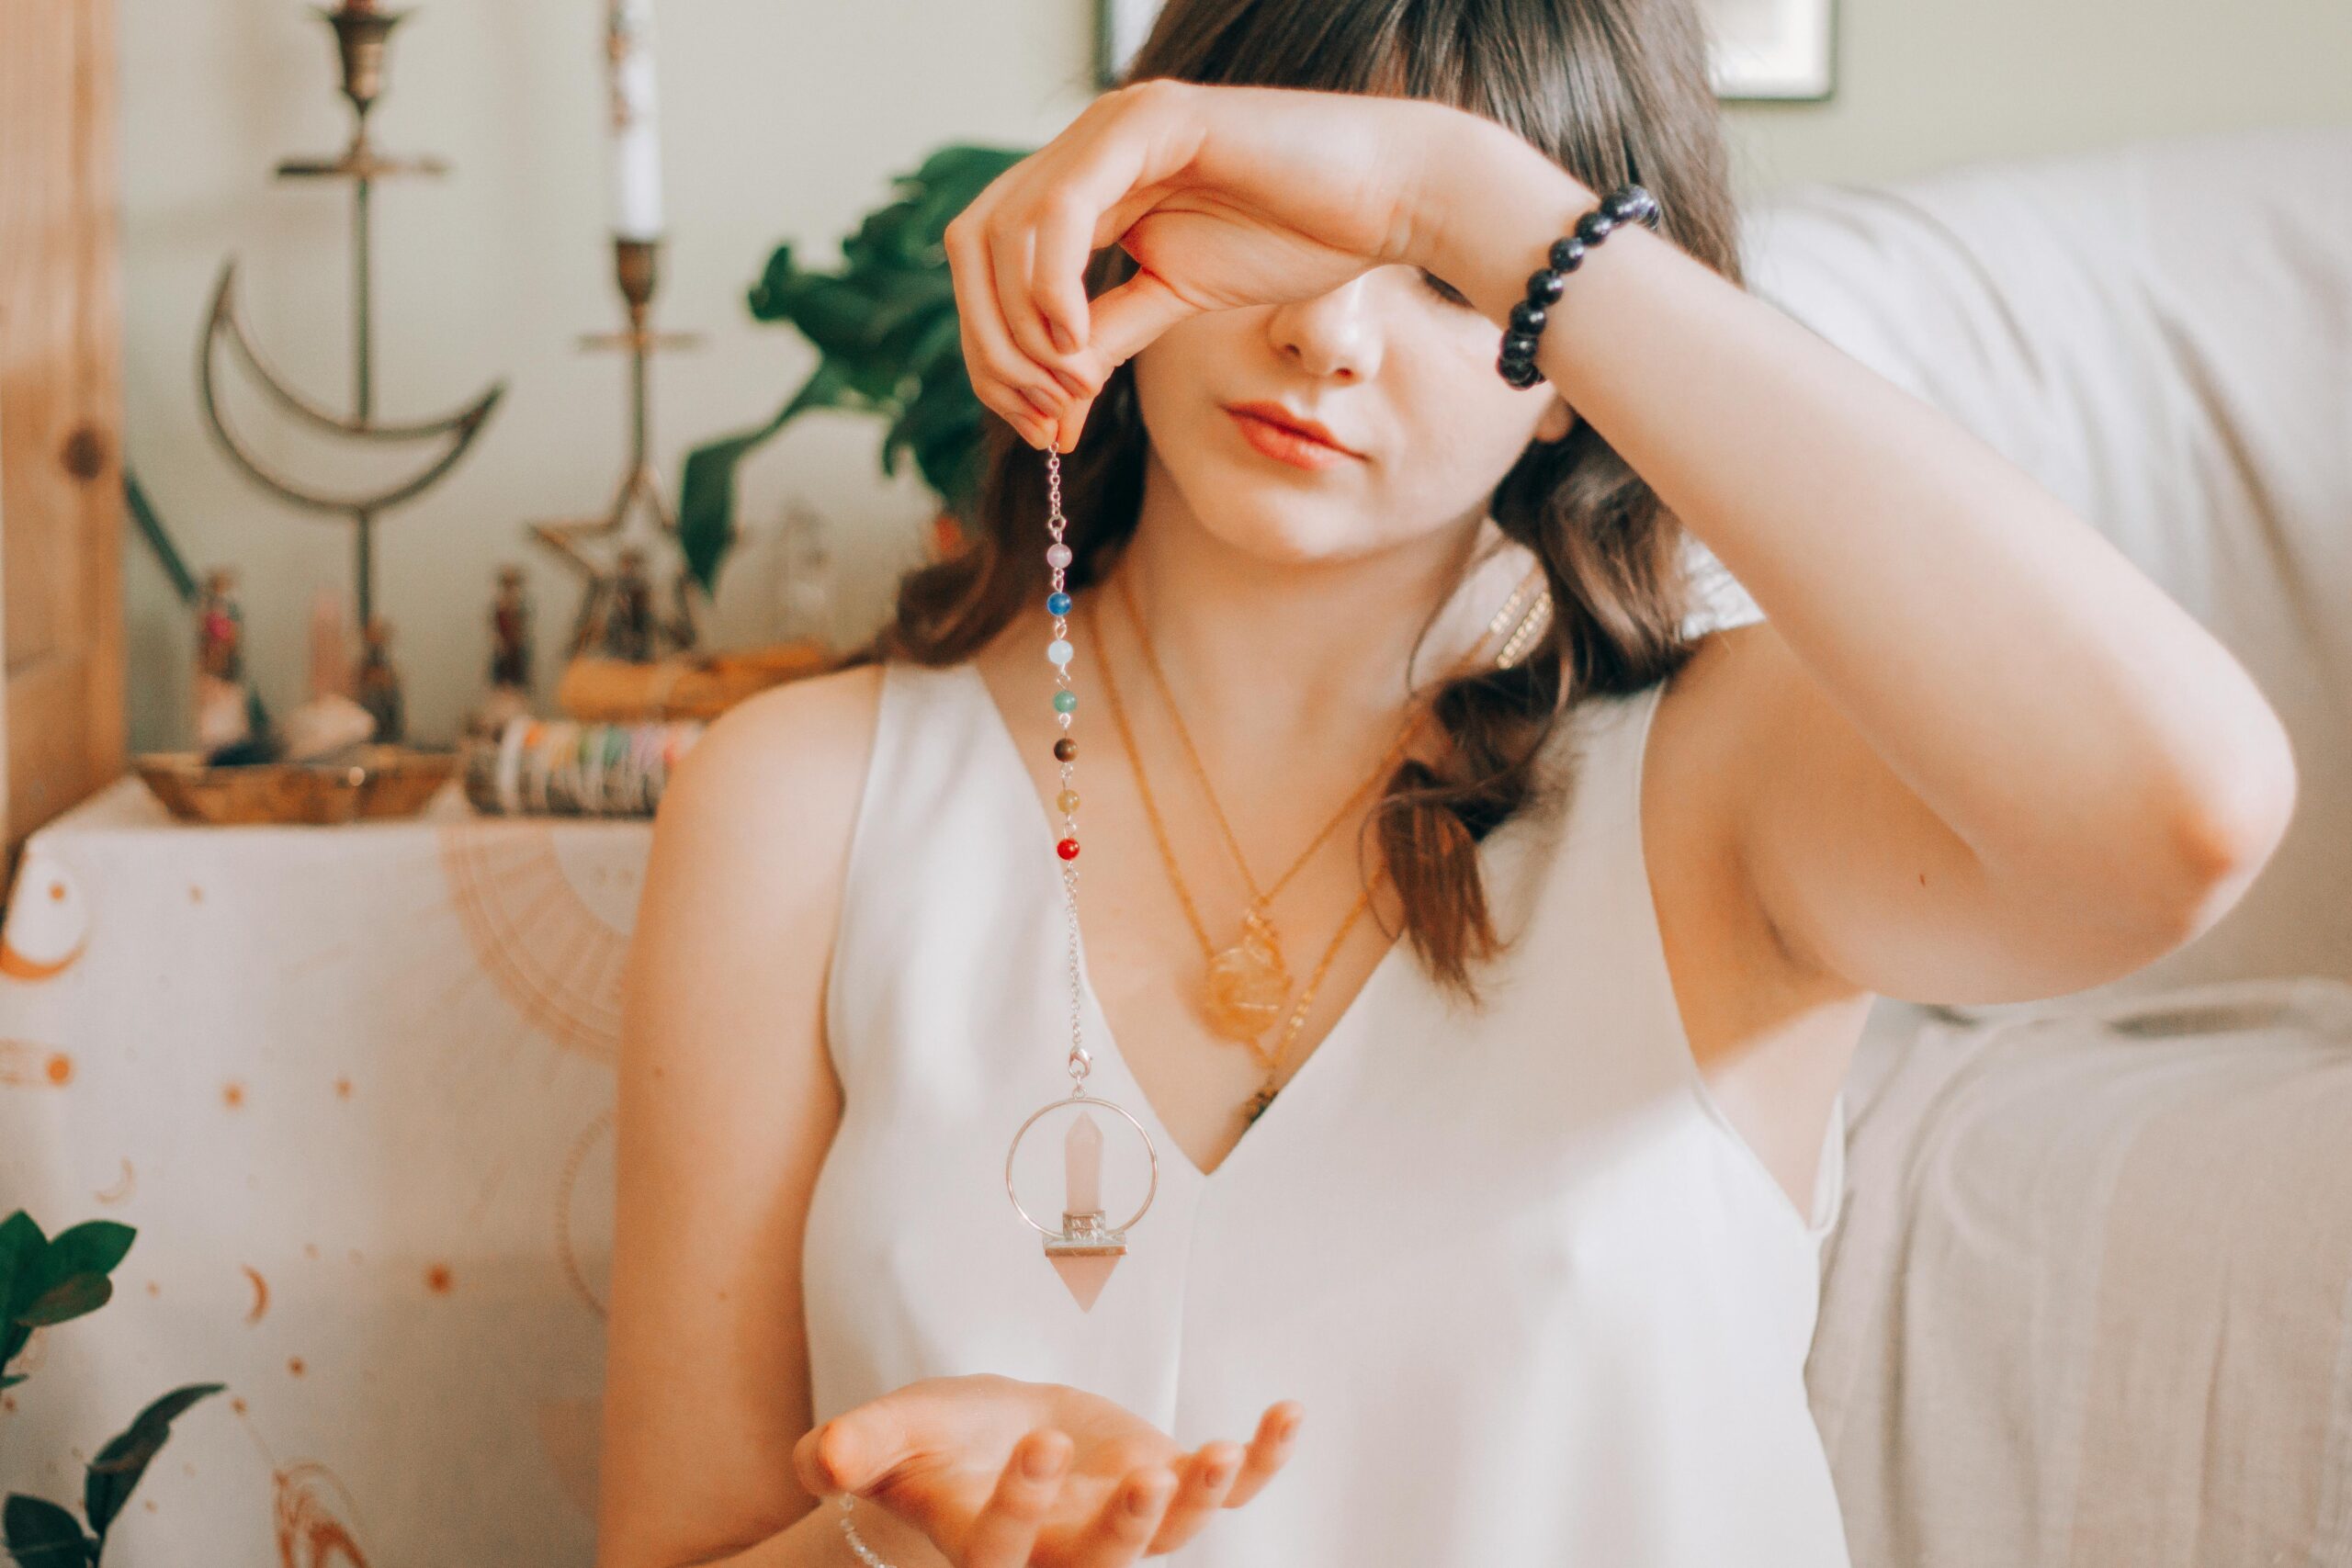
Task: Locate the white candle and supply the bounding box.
[605,0,663,240]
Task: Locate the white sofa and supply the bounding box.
[1747,129,2352,1568]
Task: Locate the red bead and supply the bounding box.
[1056,837,1080,860]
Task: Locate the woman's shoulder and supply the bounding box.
[678,658,888,806]
[646,660,891,903]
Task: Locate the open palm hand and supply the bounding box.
[796,1371,1304,1565]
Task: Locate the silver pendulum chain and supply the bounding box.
[1005,441,1159,1262]
[842,449,1159,1565]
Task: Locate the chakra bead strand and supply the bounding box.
[1045,451,1091,1094]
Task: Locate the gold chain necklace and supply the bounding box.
[1091,558,1549,1066]
[1107,570,1417,1046]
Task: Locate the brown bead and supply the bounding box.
[1053,738,1077,762]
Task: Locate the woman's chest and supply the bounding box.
[802,963,1815,1421]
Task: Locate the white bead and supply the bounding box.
[1046,638,1073,666]
[1046,542,1073,569]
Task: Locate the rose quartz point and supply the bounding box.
[1064,1111,1102,1213]
[1051,1254,1119,1311]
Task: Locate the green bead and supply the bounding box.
[1052,689,1078,714]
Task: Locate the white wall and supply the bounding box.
[118,0,2352,749]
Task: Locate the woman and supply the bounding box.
[594,3,2297,1565]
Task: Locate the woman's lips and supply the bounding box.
[1225,407,1363,471]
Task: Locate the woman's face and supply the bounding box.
[1127,263,1575,566]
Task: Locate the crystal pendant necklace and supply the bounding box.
[1001,449,1160,1313]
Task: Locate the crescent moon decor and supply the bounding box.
[194,0,506,633]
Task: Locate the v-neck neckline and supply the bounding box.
[951,658,1415,1186]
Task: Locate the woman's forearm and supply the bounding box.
[1420,119,2294,912]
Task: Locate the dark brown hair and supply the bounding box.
[847,0,1742,1000]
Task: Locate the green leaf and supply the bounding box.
[913,415,988,523]
[84,1383,225,1541]
[776,276,885,359]
[905,143,1029,215]
[35,1224,133,1293]
[16,1275,108,1330]
[745,240,801,322]
[2,1495,94,1568]
[888,378,984,480]
[0,1373,24,1391]
[860,265,955,321]
[675,359,857,595]
[899,310,968,388]
[675,429,775,598]
[0,1214,47,1325]
[5,1219,133,1333]
[841,199,936,273]
[690,140,1035,586]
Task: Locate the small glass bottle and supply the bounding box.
[772,494,838,653]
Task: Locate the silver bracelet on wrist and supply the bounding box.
[836,1492,899,1567]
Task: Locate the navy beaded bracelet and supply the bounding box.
[1496,184,1662,388]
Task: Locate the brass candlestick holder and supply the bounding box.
[197,0,505,631]
[529,235,705,661]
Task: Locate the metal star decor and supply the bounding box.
[528,237,704,660]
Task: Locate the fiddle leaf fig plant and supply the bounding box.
[1,1212,224,1567]
[677,142,1032,593]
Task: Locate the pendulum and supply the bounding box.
[1002,447,1160,1312]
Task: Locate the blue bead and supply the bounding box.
[1046,638,1073,667]
[1046,591,1072,615]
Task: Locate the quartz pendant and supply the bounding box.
[1045,1111,1123,1310]
[1008,1092,1157,1310]
[1203,906,1292,1055]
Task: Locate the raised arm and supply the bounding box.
[1417,118,2297,1005]
[944,80,2296,1005]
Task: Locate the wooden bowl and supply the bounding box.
[133,746,458,826]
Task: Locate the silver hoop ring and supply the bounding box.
[1002,1093,1159,1237]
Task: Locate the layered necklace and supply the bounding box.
[1001,446,1552,1312]
[1094,553,1551,1123]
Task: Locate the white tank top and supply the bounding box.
[804,657,1851,1566]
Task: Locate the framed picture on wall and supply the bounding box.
[1702,0,1838,101]
[1094,0,1838,104]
